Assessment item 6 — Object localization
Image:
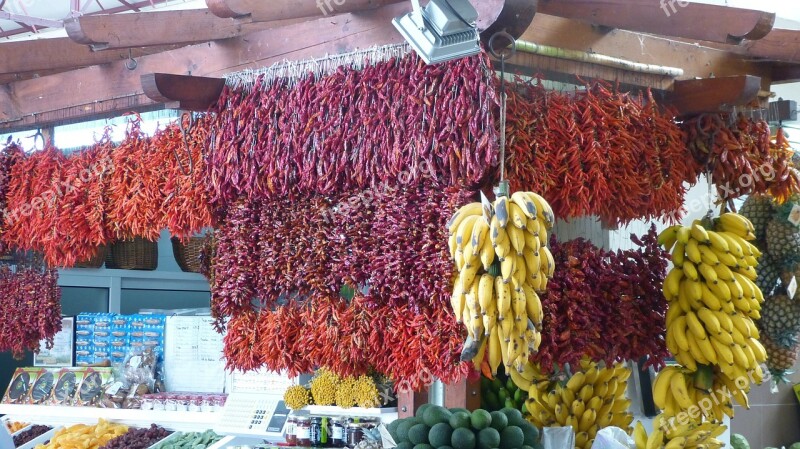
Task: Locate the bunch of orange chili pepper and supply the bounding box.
[504,79,700,227]
[683,113,800,204]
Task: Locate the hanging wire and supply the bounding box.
[488,31,517,196]
[224,43,411,91]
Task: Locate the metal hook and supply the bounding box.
[29,129,45,151]
[125,49,138,70]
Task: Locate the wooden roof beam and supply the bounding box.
[0,39,181,76]
[518,13,773,91]
[63,9,286,49]
[667,75,762,115]
[538,0,774,45]
[206,0,405,21]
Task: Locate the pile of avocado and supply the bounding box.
[386,404,543,449]
[480,371,528,412]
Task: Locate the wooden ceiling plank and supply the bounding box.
[667,75,762,115]
[205,0,405,21]
[64,9,243,48]
[519,13,773,89]
[0,38,182,75]
[0,6,778,132]
[537,0,775,45]
[741,29,800,63]
[0,2,410,129]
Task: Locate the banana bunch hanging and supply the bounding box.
[448,192,555,374]
[655,212,767,420]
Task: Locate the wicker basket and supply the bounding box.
[74,245,107,269]
[171,237,205,273]
[106,238,158,270]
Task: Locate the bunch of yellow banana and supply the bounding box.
[448,192,555,374]
[523,360,633,449]
[633,414,726,449]
[657,213,767,418]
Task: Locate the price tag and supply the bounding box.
[480,191,493,224]
[788,204,800,227]
[788,276,797,299]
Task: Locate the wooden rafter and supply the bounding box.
[538,0,775,45]
[0,0,174,38]
[0,39,182,77]
[205,0,405,21]
[64,9,260,49]
[516,13,772,89]
[0,9,781,132]
[0,2,410,132]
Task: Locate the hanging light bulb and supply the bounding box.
[392,0,481,65]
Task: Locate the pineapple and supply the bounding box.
[759,294,800,344]
[740,194,775,241]
[762,332,800,382]
[765,218,800,260]
[756,253,782,297]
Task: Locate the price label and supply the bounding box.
[788,204,800,227]
[480,191,493,224]
[788,276,797,299]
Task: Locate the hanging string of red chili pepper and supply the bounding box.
[504,78,700,227]
[0,115,214,267]
[533,226,670,371]
[155,114,215,240]
[205,52,500,210]
[682,112,800,204]
[0,142,24,254]
[0,255,62,359]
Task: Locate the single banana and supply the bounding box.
[479,235,495,270]
[686,238,703,264]
[507,224,526,255]
[494,196,510,228]
[658,225,681,252]
[706,231,730,254]
[691,221,711,243]
[477,274,495,314]
[669,370,694,409]
[447,202,482,235]
[676,226,691,244]
[685,311,708,340]
[510,191,538,219]
[524,192,555,229]
[508,202,528,230]
[670,316,691,352]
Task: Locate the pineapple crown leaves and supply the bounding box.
[774,331,800,349]
[768,368,794,385]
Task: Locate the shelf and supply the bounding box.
[299,406,398,421]
[0,404,219,432]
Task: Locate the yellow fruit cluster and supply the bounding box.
[633,414,726,449]
[522,360,633,449]
[656,213,767,420]
[309,368,340,406]
[448,191,555,377]
[287,370,384,410]
[284,384,312,410]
